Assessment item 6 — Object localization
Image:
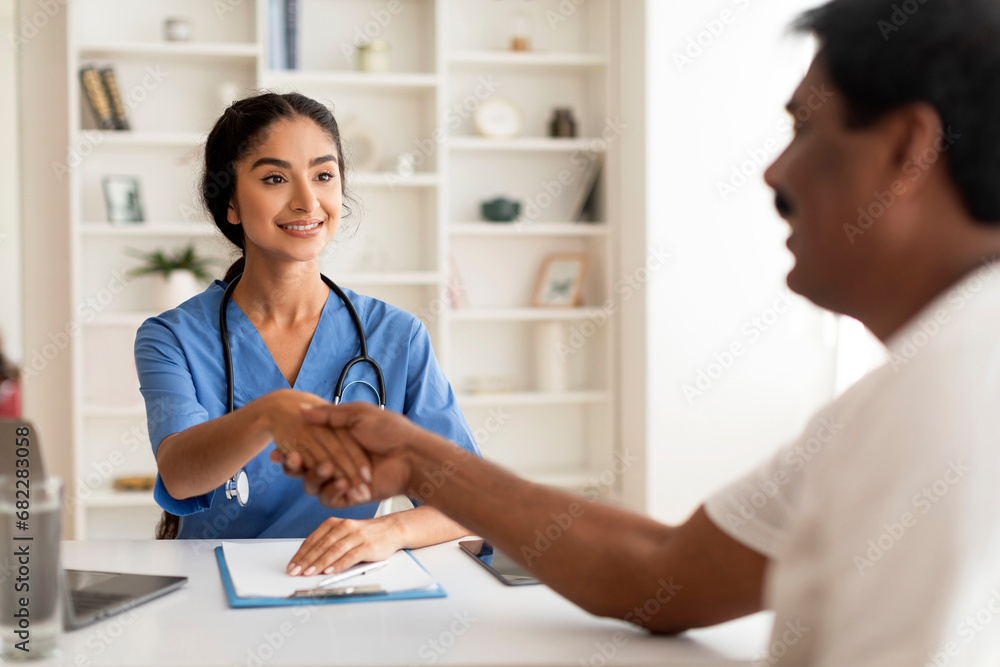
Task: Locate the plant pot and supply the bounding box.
[153,270,202,312]
[481,197,521,222]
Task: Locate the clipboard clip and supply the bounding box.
[289,585,385,599]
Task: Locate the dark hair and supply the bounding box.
[0,332,17,385]
[202,91,355,284]
[156,93,355,539]
[0,352,18,385]
[795,0,1000,221]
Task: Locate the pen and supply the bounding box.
[316,560,388,588]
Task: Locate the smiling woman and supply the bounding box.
[133,92,481,578]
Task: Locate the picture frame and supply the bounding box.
[102,175,145,224]
[532,253,588,307]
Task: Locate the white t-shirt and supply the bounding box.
[705,263,1000,666]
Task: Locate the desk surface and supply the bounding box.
[40,539,772,667]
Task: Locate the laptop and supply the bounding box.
[0,419,187,630]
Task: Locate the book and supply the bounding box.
[569,153,604,222]
[79,66,116,130]
[286,0,298,69]
[99,68,130,130]
[268,0,287,70]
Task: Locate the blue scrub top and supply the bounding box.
[134,280,480,540]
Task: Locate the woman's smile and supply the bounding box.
[278,218,325,237]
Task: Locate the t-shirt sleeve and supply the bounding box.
[402,319,481,458]
[703,431,813,561]
[134,318,216,516]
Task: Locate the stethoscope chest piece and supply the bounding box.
[225,469,249,506]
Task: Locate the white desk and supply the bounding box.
[39,540,772,666]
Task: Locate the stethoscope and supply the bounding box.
[220,273,385,506]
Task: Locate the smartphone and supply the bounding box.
[458,539,540,586]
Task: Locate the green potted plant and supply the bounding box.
[126,244,221,311]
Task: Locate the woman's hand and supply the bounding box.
[262,389,374,500]
[298,403,427,508]
[286,514,406,577]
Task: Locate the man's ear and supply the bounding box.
[226,201,241,226]
[886,102,945,192]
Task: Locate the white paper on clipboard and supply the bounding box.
[220,540,436,598]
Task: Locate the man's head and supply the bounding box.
[765,0,1000,334]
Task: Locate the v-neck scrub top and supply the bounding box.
[134,280,481,540]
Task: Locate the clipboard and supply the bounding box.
[214,546,447,608]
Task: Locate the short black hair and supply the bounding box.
[795,0,1000,222]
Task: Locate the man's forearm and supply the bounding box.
[401,431,766,632]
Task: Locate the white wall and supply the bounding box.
[17,0,73,524]
[0,0,22,362]
[642,0,839,524]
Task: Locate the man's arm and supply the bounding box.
[298,403,768,633]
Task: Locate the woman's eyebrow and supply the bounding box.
[250,155,338,170]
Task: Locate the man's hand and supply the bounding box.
[280,403,425,507]
[263,390,374,497]
[269,446,384,506]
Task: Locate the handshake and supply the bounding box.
[259,393,481,579]
[266,395,443,509]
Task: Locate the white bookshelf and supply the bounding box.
[333,272,442,286]
[352,172,440,187]
[83,489,158,509]
[457,391,610,407]
[448,136,606,152]
[80,405,146,419]
[65,0,620,539]
[97,132,206,147]
[77,41,259,60]
[80,222,218,238]
[449,222,609,237]
[449,51,608,69]
[262,70,440,90]
[449,307,610,322]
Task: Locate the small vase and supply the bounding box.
[549,108,577,138]
[534,322,569,392]
[154,271,201,312]
[510,11,531,51]
[357,40,391,73]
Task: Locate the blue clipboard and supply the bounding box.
[214,546,447,607]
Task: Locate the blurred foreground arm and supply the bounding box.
[299,403,768,633]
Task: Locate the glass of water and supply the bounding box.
[0,475,63,660]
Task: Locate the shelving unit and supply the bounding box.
[77,41,259,60]
[449,307,610,322]
[97,132,206,147]
[448,136,606,152]
[262,70,440,90]
[65,0,620,539]
[449,51,608,69]
[80,222,218,237]
[352,172,440,187]
[458,391,610,407]
[450,222,609,237]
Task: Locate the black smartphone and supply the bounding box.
[458,539,541,586]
